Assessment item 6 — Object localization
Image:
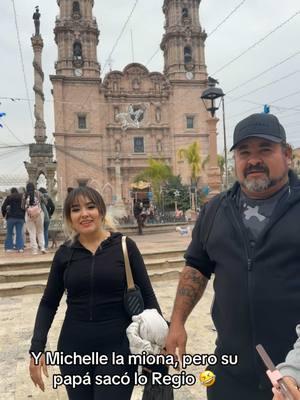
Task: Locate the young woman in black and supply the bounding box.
[29,186,161,399]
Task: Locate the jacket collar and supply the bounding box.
[68,231,123,250]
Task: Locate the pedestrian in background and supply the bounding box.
[23,182,46,255]
[133,201,144,235]
[38,188,55,249]
[18,187,27,246]
[1,187,25,252]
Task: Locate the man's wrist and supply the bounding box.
[170,317,186,327]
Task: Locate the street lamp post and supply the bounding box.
[221,97,228,189]
[201,78,228,189]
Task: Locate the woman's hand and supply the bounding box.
[272,377,300,400]
[29,353,48,391]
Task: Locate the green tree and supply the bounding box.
[163,175,190,211]
[202,154,225,183]
[134,158,172,205]
[177,142,201,185]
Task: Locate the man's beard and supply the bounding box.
[242,175,272,192]
[240,164,287,193]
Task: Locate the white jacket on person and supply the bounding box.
[126,309,168,355]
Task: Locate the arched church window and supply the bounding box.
[182,8,188,18]
[184,46,192,64]
[77,179,88,187]
[73,41,82,59]
[73,2,80,13]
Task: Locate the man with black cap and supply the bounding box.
[166,113,300,399]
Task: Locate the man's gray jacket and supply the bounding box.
[185,170,300,389]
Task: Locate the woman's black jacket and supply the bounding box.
[30,232,160,353]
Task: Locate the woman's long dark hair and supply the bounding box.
[26,182,35,206]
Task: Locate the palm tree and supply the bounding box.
[134,158,172,204]
[177,142,202,210]
[202,154,225,183]
[177,142,201,185]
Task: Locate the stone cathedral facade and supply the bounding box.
[51,0,220,209]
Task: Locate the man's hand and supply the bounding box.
[165,267,207,368]
[29,353,48,392]
[272,377,300,400]
[165,323,187,369]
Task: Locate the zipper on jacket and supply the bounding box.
[247,258,252,271]
[89,255,96,321]
[228,199,259,379]
[228,199,250,263]
[89,244,103,321]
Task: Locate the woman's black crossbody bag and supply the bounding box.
[122,236,144,317]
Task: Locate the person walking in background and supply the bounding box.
[18,187,27,247]
[23,182,46,255]
[133,201,144,235]
[1,187,25,253]
[38,188,55,249]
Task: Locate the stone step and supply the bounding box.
[142,248,185,261]
[0,280,48,297]
[146,257,184,270]
[0,258,184,284]
[0,266,182,297]
[0,268,50,283]
[0,255,53,271]
[0,250,185,271]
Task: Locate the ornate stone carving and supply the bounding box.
[132,79,140,91]
[116,104,146,131]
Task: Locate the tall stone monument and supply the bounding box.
[24,6,57,198]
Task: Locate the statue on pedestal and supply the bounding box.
[33,6,41,36]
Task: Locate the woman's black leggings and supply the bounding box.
[57,317,137,400]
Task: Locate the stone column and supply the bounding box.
[31,35,47,144]
[108,158,127,219]
[24,15,57,211]
[207,117,221,198]
[115,158,122,202]
[45,165,57,200]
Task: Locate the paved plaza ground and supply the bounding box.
[0,231,216,400]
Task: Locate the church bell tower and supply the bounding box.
[160,0,207,81]
[54,0,100,78]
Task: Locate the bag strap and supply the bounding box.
[122,236,135,290]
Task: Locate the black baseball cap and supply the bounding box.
[230,113,286,151]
